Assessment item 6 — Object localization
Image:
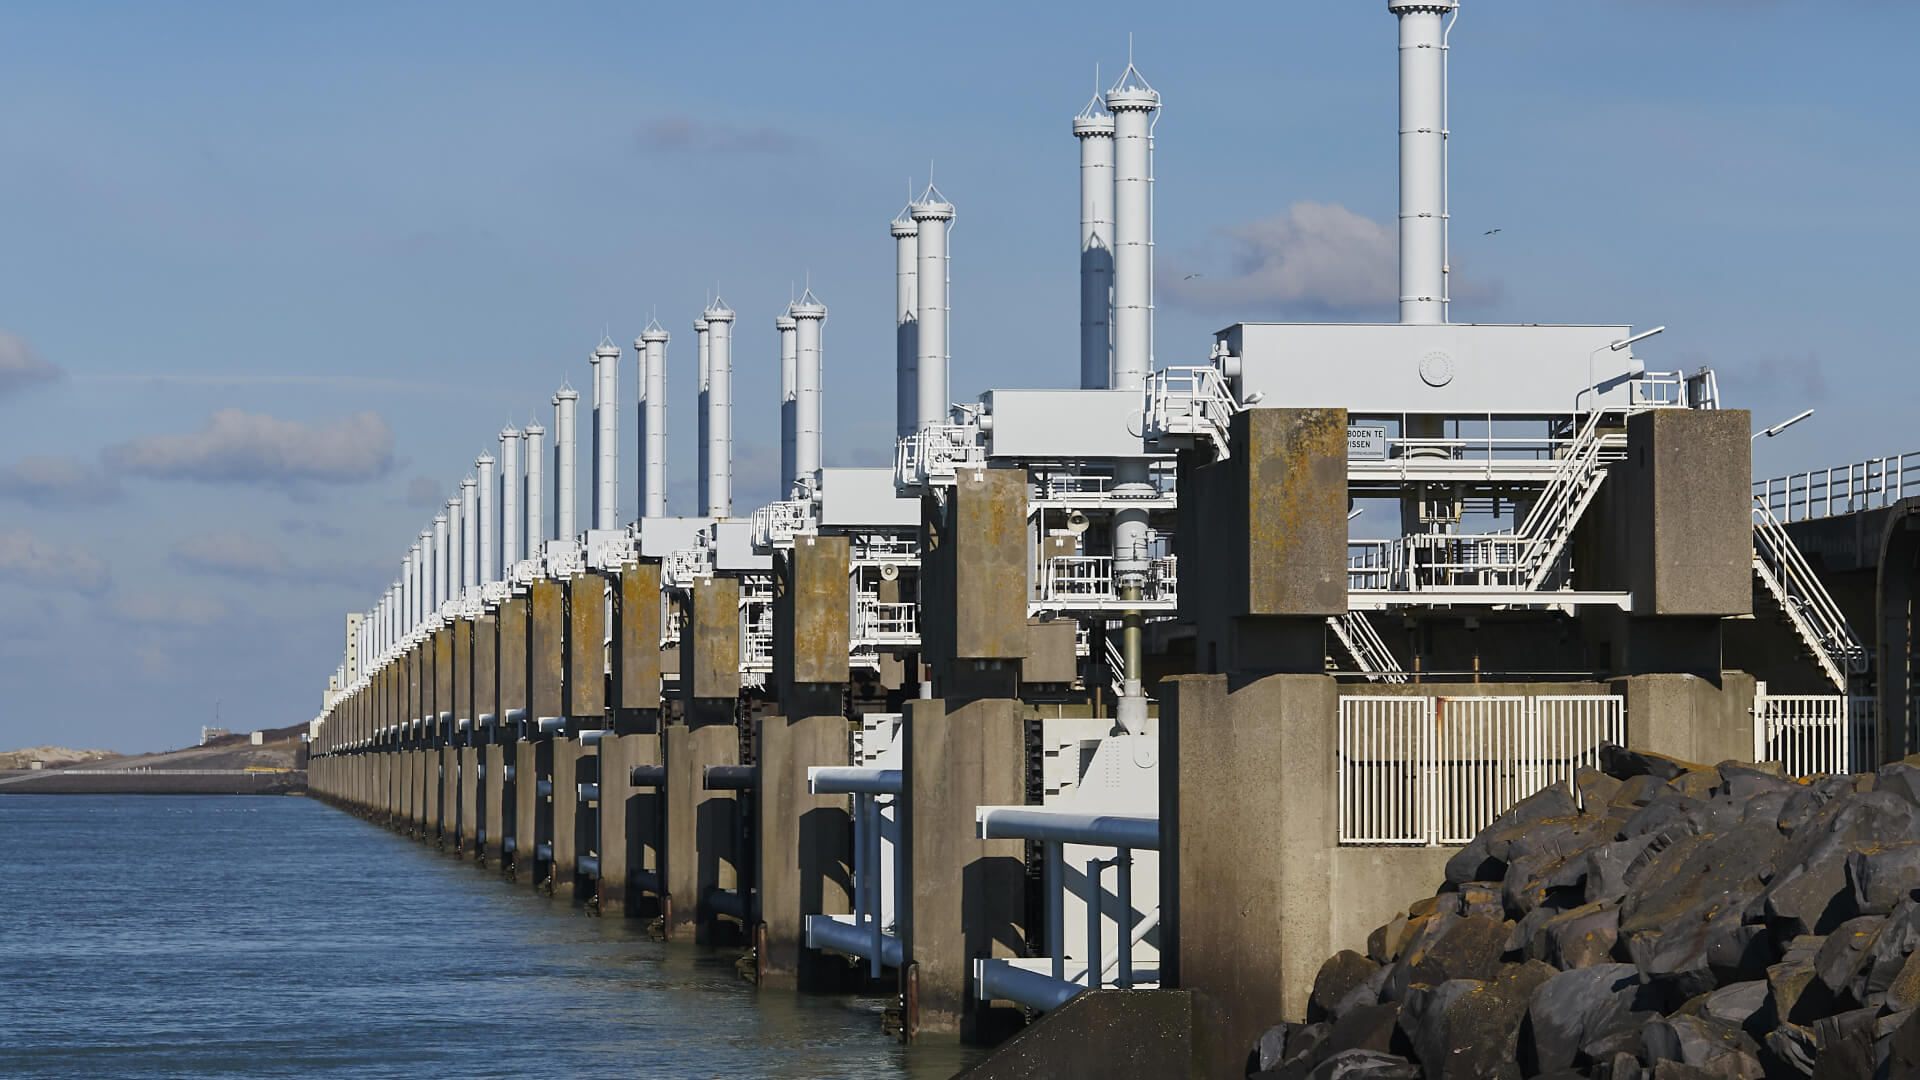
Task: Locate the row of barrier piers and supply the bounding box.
[312,406,1831,1079]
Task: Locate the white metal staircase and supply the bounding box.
[1517,411,1626,590]
[1327,611,1407,683]
[1751,497,1870,693]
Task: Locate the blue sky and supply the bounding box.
[1,1,1913,752]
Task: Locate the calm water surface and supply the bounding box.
[0,795,977,1079]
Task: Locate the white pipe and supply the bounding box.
[705,300,735,517]
[415,533,430,625]
[1074,97,1115,390]
[433,511,450,611]
[778,309,797,495]
[461,477,478,594]
[694,317,710,514]
[792,293,826,496]
[498,428,521,570]
[523,422,546,553]
[553,387,578,541]
[592,344,620,530]
[911,191,953,431]
[476,455,495,583]
[1391,0,1455,325]
[401,551,413,634]
[638,323,669,519]
[891,212,919,441]
[1105,68,1158,391]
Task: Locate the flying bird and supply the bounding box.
[1483,228,1502,236]
[1183,273,1203,280]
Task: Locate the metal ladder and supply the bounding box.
[1751,497,1870,692]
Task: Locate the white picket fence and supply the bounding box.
[1755,694,1879,777]
[1338,695,1625,847]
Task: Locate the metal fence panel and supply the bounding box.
[1338,697,1432,845]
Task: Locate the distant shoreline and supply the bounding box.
[0,770,306,796]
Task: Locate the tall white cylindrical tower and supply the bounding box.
[1105,66,1158,392]
[476,454,496,583]
[694,317,711,514]
[591,344,621,530]
[1075,96,1116,390]
[553,387,578,540]
[523,422,546,553]
[401,550,414,634]
[791,291,826,496]
[704,299,735,517]
[498,428,521,570]
[460,477,478,594]
[1391,0,1454,325]
[433,510,451,611]
[417,531,431,623]
[639,322,669,518]
[911,188,954,432]
[891,211,919,441]
[777,309,798,496]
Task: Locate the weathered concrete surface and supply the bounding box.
[482,742,505,865]
[457,744,478,858]
[513,738,539,884]
[1623,408,1752,617]
[498,597,528,717]
[1160,672,1340,1079]
[902,696,1027,1042]
[616,562,662,712]
[566,572,605,720]
[439,743,456,849]
[529,580,565,721]
[452,618,473,733]
[1179,408,1348,675]
[686,576,740,701]
[774,536,850,691]
[955,990,1194,1080]
[597,733,633,916]
[1614,671,1757,767]
[757,709,851,990]
[551,737,579,898]
[473,614,497,728]
[663,715,740,943]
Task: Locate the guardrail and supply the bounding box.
[1755,694,1879,777]
[1338,695,1624,846]
[1755,452,1919,523]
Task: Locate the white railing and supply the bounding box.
[851,535,919,565]
[1032,469,1179,502]
[1756,694,1878,777]
[1347,412,1624,595]
[751,500,812,550]
[894,424,985,490]
[1040,556,1178,606]
[1752,497,1870,691]
[974,805,1161,1012]
[662,548,708,589]
[1337,694,1624,846]
[1756,453,1920,524]
[853,599,919,645]
[1143,365,1239,460]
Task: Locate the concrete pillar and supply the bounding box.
[598,732,634,917]
[458,742,478,859]
[665,575,741,943]
[567,572,606,723]
[919,467,1030,696]
[483,741,506,866]
[1160,673,1338,1078]
[762,535,854,990]
[529,581,566,723]
[1616,671,1758,766]
[440,742,457,852]
[616,562,663,722]
[551,736,580,899]
[513,738,538,883]
[901,696,1028,1042]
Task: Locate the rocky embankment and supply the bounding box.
[1251,747,1920,1079]
[0,746,120,770]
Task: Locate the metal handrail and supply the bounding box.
[1752,497,1870,690]
[1755,452,1919,523]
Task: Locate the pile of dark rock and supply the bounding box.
[1250,746,1920,1079]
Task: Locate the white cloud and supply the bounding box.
[0,456,123,508]
[1159,202,1503,317]
[105,409,395,487]
[0,529,111,595]
[0,332,61,396]
[170,531,384,591]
